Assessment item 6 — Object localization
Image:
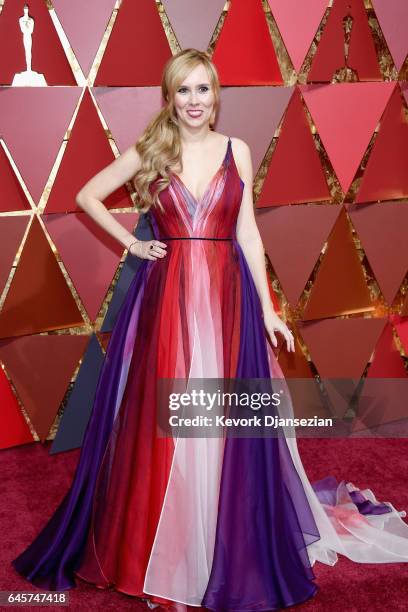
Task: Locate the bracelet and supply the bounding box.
[128,239,139,251]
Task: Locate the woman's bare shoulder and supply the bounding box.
[210,132,251,158]
[229,136,251,155]
[229,136,252,179]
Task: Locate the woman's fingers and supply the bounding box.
[286,329,295,353]
[149,241,168,258]
[269,324,295,352]
[269,329,277,347]
[263,312,295,353]
[130,240,168,260]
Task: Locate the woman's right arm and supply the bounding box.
[75,146,167,260]
[75,145,142,250]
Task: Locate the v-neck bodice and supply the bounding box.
[148,136,245,240]
[171,137,232,205]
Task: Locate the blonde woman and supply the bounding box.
[12,49,408,611]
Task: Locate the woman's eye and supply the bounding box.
[177,86,209,94]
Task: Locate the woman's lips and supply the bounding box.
[187,110,203,118]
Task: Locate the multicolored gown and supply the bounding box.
[12,137,408,610]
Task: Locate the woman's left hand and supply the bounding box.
[263,309,295,353]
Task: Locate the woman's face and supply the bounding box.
[172,63,215,129]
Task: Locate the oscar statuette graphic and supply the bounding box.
[12,3,47,86]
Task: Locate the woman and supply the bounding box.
[12,49,408,611]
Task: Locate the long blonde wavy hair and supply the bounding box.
[132,49,221,213]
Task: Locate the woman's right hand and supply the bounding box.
[129,239,168,260]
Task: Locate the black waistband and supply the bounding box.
[160,237,233,241]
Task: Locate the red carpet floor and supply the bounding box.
[3,438,408,611]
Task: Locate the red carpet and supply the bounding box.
[3,438,408,611]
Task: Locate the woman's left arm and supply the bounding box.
[232,138,294,353]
